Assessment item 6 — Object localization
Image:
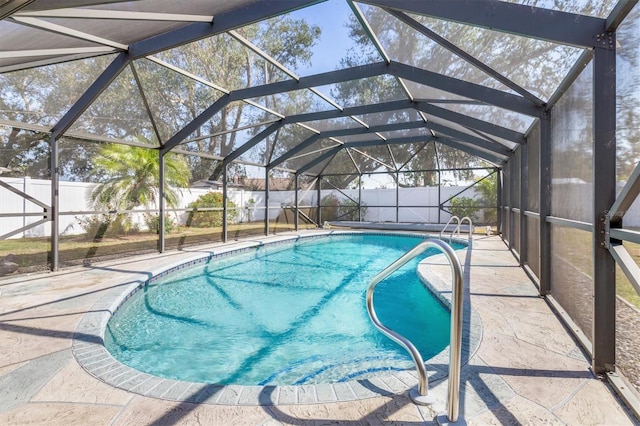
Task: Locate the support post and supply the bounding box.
[265,167,270,235]
[222,163,228,243]
[294,173,299,231]
[158,151,165,252]
[316,178,322,225]
[438,170,442,223]
[520,144,528,265]
[497,168,502,233]
[358,174,363,222]
[592,44,617,374]
[509,156,515,250]
[539,114,552,296]
[50,134,59,271]
[396,171,400,223]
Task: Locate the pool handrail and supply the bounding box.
[458,216,474,241]
[439,215,460,242]
[440,215,474,242]
[365,238,464,423]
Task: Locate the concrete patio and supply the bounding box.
[0,233,635,425]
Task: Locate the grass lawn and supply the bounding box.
[550,225,640,309]
[0,222,316,270]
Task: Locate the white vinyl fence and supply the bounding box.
[2,177,639,239]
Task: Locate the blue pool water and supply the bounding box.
[105,234,458,386]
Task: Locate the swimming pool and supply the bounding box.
[103,233,462,387]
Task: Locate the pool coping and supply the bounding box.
[72,230,481,406]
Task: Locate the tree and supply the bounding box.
[145,16,321,182]
[90,138,191,211]
[475,173,498,225]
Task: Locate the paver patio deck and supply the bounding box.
[0,232,635,425]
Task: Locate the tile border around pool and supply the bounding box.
[72,230,481,406]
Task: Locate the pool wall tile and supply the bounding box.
[258,386,278,405]
[120,373,154,390]
[97,364,131,383]
[217,385,242,404]
[237,386,265,405]
[87,360,118,375]
[145,379,179,399]
[333,382,356,401]
[132,376,165,395]
[277,386,297,404]
[184,384,224,404]
[297,385,317,404]
[315,383,337,402]
[379,374,409,393]
[162,382,193,401]
[392,371,419,388]
[350,380,380,399]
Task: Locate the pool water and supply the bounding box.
[105,234,456,386]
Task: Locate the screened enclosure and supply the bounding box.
[1,0,640,417]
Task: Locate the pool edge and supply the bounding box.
[72,230,481,406]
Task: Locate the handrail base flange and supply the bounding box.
[436,413,467,426]
[409,388,436,405]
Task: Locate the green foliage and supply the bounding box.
[77,214,139,239]
[320,194,340,221]
[449,197,479,221]
[187,192,237,228]
[90,138,191,211]
[475,173,498,225]
[321,194,368,221]
[143,213,176,234]
[338,198,368,221]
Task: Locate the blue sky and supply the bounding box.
[288,0,359,76]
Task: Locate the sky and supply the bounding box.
[286,0,360,76]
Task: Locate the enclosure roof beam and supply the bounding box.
[320,120,428,138]
[387,9,544,106]
[435,136,505,166]
[269,120,430,169]
[340,132,507,164]
[128,0,324,59]
[413,101,525,143]
[0,52,110,74]
[221,60,540,117]
[223,121,285,164]
[609,160,640,222]
[0,0,34,20]
[426,121,512,156]
[606,0,639,31]
[160,94,232,154]
[297,146,342,174]
[268,134,323,169]
[286,99,414,123]
[343,135,432,148]
[360,0,607,48]
[284,98,525,143]
[51,52,128,138]
[225,61,389,102]
[318,117,510,156]
[389,61,542,117]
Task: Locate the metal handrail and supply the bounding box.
[459,216,474,241]
[439,215,460,241]
[440,215,473,242]
[366,238,464,423]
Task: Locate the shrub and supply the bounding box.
[143,213,176,234]
[187,192,237,228]
[78,214,139,239]
[338,199,368,221]
[448,197,479,221]
[320,194,340,221]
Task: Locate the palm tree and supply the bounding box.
[90,138,191,211]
